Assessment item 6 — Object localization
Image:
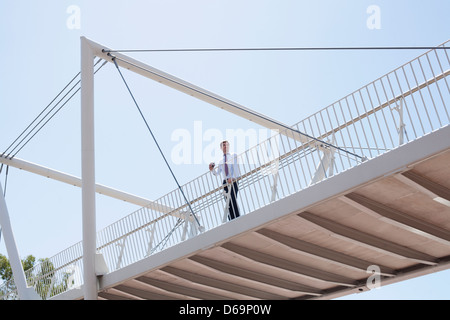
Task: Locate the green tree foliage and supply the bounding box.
[0,254,36,282]
[0,254,72,299]
[0,254,37,298]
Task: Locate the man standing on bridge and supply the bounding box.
[209,140,241,220]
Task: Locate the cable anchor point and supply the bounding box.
[106,52,119,68]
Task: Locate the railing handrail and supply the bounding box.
[313,69,450,144]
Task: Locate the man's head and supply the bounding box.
[220,140,229,154]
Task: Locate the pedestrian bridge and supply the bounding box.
[1,41,449,300]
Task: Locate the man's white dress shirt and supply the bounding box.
[211,152,241,181]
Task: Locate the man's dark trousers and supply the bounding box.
[223,180,240,220]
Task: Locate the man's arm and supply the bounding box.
[209,162,220,176]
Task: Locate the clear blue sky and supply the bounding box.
[0,0,449,299]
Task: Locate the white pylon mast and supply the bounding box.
[80,36,97,300]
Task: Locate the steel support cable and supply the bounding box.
[110,56,202,230]
[2,58,107,160]
[108,54,365,161]
[149,218,184,256]
[2,72,81,158]
[102,46,450,54]
[8,88,81,159]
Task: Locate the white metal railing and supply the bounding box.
[1,40,449,300]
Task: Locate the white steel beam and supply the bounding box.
[394,170,450,207]
[255,228,396,277]
[220,242,356,287]
[297,211,438,266]
[310,140,336,185]
[81,38,313,145]
[0,182,40,300]
[187,255,323,296]
[341,193,450,246]
[135,275,237,299]
[0,155,173,213]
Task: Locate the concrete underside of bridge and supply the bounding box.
[54,125,450,300]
